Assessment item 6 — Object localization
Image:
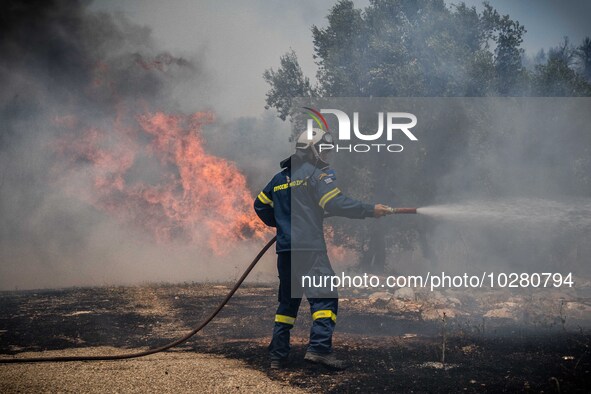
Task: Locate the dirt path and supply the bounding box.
[1,284,590,392]
[0,347,305,393]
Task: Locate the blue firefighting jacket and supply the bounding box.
[254,154,375,252]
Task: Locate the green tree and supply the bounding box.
[263,50,314,121]
[263,0,591,273]
[480,3,527,94]
[312,0,365,96]
[576,37,591,81]
[532,37,591,96]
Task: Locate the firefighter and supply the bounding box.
[254,127,393,370]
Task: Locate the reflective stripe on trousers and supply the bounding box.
[269,252,338,360]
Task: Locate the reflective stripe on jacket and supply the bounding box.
[254,155,374,252]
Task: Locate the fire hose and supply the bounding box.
[0,207,416,364]
[0,236,276,364]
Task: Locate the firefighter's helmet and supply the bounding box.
[295,128,334,165]
[296,128,333,150]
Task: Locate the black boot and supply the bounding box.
[304,351,348,370]
[270,357,289,370]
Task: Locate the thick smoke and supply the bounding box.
[201,113,292,189]
[275,0,591,284]
[0,1,279,290]
[294,96,591,283]
[388,98,591,279]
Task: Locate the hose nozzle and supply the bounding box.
[387,207,417,214]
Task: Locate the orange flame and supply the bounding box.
[55,110,270,253]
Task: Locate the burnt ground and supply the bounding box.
[0,283,590,393]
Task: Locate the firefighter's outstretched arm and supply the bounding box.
[322,190,373,218]
[315,169,391,219]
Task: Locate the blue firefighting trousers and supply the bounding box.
[269,251,338,360]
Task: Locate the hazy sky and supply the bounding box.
[2,0,590,290]
[90,0,591,118]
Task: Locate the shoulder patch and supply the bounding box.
[323,177,333,184]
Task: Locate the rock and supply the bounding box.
[387,298,422,314]
[394,287,415,301]
[565,301,591,318]
[573,276,591,288]
[483,307,516,319]
[422,290,451,307]
[421,307,465,320]
[431,290,445,300]
[368,291,393,301]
